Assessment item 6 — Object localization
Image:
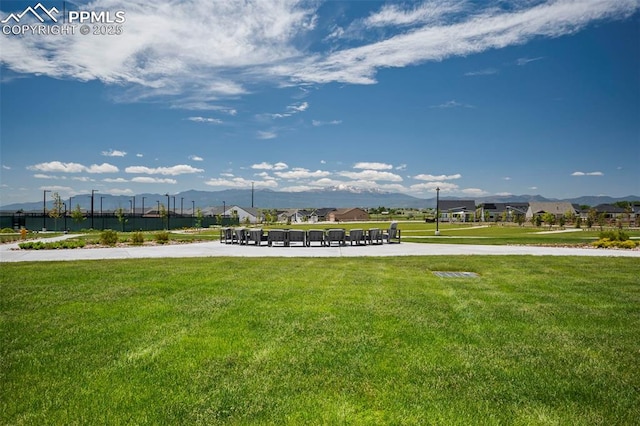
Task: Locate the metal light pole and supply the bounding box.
[181,197,184,216]
[91,189,97,229]
[165,193,170,230]
[100,196,105,230]
[43,189,51,231]
[63,202,67,232]
[435,187,440,236]
[223,200,226,226]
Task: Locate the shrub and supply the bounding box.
[131,232,145,245]
[100,230,119,246]
[1,228,15,233]
[592,238,638,249]
[155,231,170,244]
[599,230,629,241]
[19,240,86,250]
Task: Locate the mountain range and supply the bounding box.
[1,187,638,212]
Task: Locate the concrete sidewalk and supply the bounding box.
[2,235,639,262]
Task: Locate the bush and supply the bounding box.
[19,240,86,250]
[592,238,638,249]
[155,231,170,244]
[100,230,119,246]
[1,228,16,233]
[599,230,629,241]
[131,232,145,245]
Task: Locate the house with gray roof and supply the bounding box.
[438,200,477,222]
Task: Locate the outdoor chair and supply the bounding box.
[326,228,346,246]
[220,227,233,244]
[383,221,401,243]
[288,229,306,246]
[368,228,383,245]
[267,229,288,246]
[306,229,325,247]
[245,228,266,246]
[348,229,366,245]
[233,228,247,245]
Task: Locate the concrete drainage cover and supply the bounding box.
[432,271,479,278]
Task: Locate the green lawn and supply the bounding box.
[2,256,639,424]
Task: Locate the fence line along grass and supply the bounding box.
[1,256,639,424]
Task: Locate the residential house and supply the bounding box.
[439,200,477,222]
[277,209,314,224]
[226,206,263,224]
[480,202,529,222]
[327,207,369,222]
[526,202,576,220]
[314,208,337,222]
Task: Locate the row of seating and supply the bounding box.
[220,223,401,247]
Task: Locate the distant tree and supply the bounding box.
[564,210,576,226]
[159,204,167,229]
[597,212,607,230]
[49,192,64,231]
[115,207,127,232]
[514,214,525,227]
[575,217,582,229]
[72,204,86,226]
[542,212,556,229]
[558,215,566,229]
[196,208,203,228]
[586,209,597,230]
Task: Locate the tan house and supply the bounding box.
[327,207,369,222]
[526,202,576,220]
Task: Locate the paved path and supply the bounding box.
[1,234,638,262]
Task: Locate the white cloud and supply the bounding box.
[461,187,488,196]
[189,155,204,161]
[104,178,129,183]
[517,56,544,66]
[101,149,127,157]
[87,163,120,173]
[414,173,462,181]
[464,68,499,76]
[353,162,393,170]
[105,188,135,195]
[125,165,204,175]
[38,185,73,192]
[338,170,403,182]
[410,181,459,192]
[275,168,331,179]
[288,101,309,112]
[2,165,11,170]
[131,177,177,184]
[27,161,118,174]
[251,162,289,171]
[571,171,604,176]
[257,131,277,139]
[312,119,342,126]
[34,174,62,179]
[187,116,223,124]
[205,176,278,189]
[1,0,634,102]
[430,100,474,109]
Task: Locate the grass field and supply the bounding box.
[2,256,639,424]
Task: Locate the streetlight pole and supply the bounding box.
[43,189,51,231]
[91,189,97,229]
[100,196,105,230]
[165,193,170,230]
[181,197,184,216]
[435,187,440,236]
[63,202,67,232]
[223,200,226,226]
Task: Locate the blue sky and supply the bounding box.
[1,0,639,206]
